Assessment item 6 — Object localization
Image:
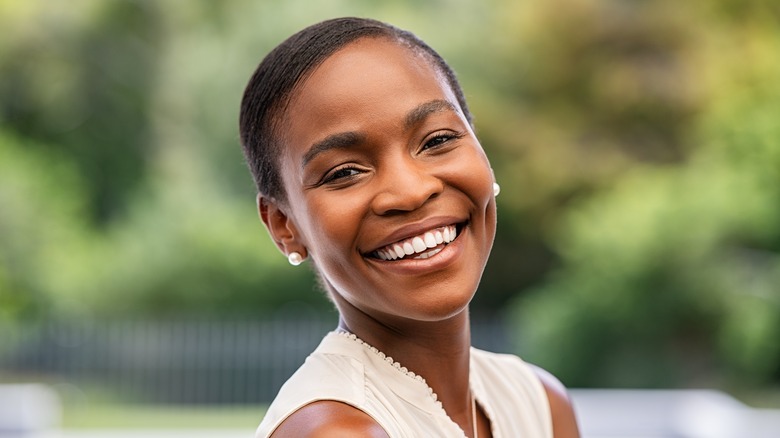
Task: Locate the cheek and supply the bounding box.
[455,145,497,246]
[449,147,494,205]
[300,194,374,298]
[280,169,364,259]
[301,193,367,257]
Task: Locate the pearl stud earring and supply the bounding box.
[287,252,304,266]
[493,182,501,197]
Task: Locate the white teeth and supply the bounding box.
[415,247,444,259]
[424,232,436,248]
[373,224,460,261]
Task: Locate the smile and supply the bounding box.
[371,225,459,261]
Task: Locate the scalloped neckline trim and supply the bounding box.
[335,330,473,437]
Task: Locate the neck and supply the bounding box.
[337,303,474,435]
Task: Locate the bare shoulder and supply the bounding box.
[269,400,389,438]
[531,365,581,438]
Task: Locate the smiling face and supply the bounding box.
[265,37,496,325]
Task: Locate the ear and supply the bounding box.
[257,193,307,259]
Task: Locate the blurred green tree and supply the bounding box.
[0,131,90,323]
[511,0,780,389]
[0,1,163,223]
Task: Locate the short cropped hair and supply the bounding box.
[239,17,472,203]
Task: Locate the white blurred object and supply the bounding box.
[0,384,61,437]
[570,389,780,438]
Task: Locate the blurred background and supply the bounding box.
[1,0,779,435]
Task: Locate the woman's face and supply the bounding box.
[272,37,496,324]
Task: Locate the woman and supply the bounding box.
[239,17,579,438]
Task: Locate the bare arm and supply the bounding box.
[532,366,581,438]
[269,400,390,438]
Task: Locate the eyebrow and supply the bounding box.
[300,99,459,168]
[404,99,459,130]
[301,131,365,168]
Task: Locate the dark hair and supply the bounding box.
[239,17,472,202]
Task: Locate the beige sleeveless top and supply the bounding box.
[256,331,552,437]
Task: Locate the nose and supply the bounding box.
[370,156,443,216]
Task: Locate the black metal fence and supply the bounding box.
[0,312,511,404]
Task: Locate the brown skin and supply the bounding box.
[535,366,581,438]
[260,37,579,438]
[269,401,390,438]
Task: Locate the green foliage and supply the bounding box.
[0,1,163,222]
[466,0,706,307]
[77,183,323,317]
[512,0,780,389]
[0,131,91,322]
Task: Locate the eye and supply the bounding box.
[422,131,464,151]
[322,166,362,184]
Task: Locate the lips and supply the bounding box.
[370,224,459,261]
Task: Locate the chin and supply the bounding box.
[396,285,478,323]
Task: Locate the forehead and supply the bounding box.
[296,36,445,98]
[281,37,458,141]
